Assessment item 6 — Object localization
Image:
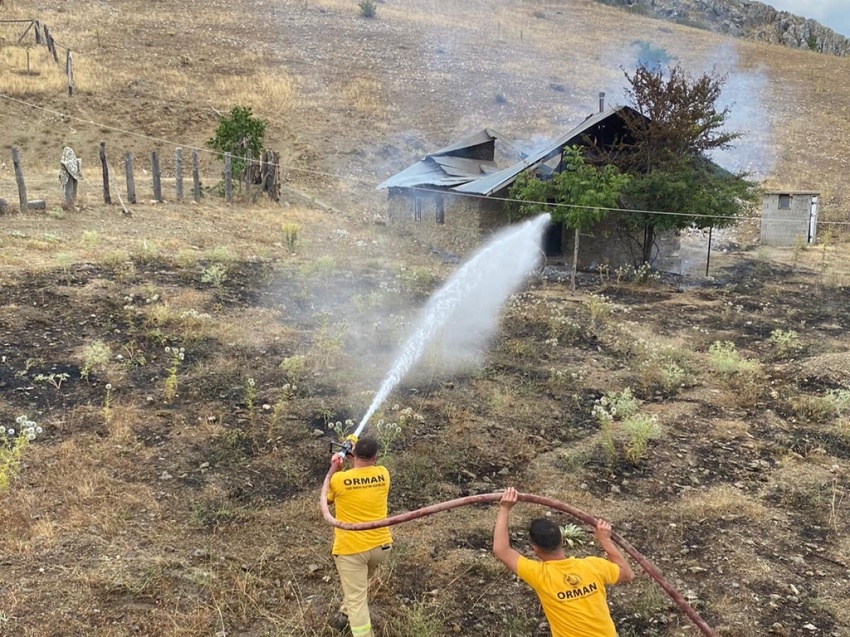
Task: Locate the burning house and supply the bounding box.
[378,100,682,272]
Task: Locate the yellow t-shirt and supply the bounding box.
[327,465,392,555]
[517,555,620,637]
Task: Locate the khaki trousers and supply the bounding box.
[334,544,392,637]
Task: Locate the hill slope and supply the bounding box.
[0,0,849,219]
[604,0,850,56]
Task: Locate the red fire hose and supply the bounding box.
[320,466,718,637]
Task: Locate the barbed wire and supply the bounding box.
[1,91,849,227]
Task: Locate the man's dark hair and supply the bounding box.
[529,518,562,552]
[354,437,379,459]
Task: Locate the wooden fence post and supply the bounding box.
[34,20,42,45]
[45,26,58,63]
[66,50,74,96]
[151,151,162,202]
[99,142,111,204]
[224,153,232,204]
[175,147,184,203]
[125,151,136,204]
[261,150,280,202]
[11,147,28,212]
[192,149,201,203]
[244,149,252,204]
[272,150,281,202]
[63,172,77,210]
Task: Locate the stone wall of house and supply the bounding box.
[386,189,682,272]
[761,193,816,246]
[478,188,514,233]
[386,189,487,258]
[562,216,683,274]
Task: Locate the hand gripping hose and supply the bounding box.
[320,466,718,637]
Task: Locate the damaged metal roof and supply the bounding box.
[377,108,644,194]
[377,128,511,190]
[454,107,638,196]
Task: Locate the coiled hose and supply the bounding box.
[320,466,718,637]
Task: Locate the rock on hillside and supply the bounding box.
[616,0,850,56]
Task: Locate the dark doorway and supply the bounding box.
[543,221,563,256]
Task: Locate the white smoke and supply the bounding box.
[696,43,775,178]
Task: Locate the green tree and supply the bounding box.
[611,63,760,264]
[511,146,630,292]
[207,106,267,180]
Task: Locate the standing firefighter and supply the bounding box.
[493,487,634,637]
[327,437,392,637]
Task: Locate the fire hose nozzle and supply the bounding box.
[330,434,359,460]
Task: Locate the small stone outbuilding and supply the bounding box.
[761,190,819,246]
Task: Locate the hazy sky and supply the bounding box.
[765,0,850,37]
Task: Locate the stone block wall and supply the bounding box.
[761,193,815,246]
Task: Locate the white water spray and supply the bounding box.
[354,213,551,437]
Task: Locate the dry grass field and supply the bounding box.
[1,1,849,637]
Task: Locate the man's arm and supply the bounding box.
[593,519,634,584]
[326,455,343,504]
[492,487,521,575]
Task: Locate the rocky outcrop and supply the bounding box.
[623,0,850,56]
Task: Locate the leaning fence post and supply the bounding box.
[17,20,35,44]
[124,151,136,204]
[34,20,42,45]
[192,149,201,203]
[175,147,184,203]
[11,147,28,212]
[45,27,58,63]
[151,151,162,202]
[99,142,111,204]
[224,153,232,204]
[66,50,74,96]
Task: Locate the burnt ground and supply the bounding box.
[0,226,848,637]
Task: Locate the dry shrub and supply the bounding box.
[707,341,765,407]
[628,338,693,394]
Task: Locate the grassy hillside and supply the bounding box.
[1,1,849,637]
[1,0,850,213]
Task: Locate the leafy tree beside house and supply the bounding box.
[611,63,760,264]
[208,106,268,180]
[511,146,630,292]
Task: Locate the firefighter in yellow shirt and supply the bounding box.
[327,437,392,637]
[493,487,635,637]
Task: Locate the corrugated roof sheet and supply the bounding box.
[376,158,475,189]
[377,129,501,190]
[432,155,498,177]
[431,129,497,156]
[454,107,635,196]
